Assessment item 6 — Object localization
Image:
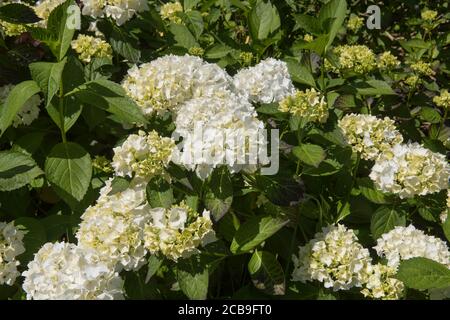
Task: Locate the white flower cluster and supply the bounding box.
[22,242,124,300]
[0,221,25,286]
[291,224,373,291]
[82,0,149,25]
[0,84,41,128]
[111,130,175,181]
[34,0,66,22]
[172,91,268,179]
[338,114,403,160]
[374,225,450,268]
[369,142,450,198]
[232,58,295,104]
[76,180,150,271]
[144,204,216,261]
[292,224,406,299]
[122,54,232,116]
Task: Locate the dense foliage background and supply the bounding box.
[0,0,450,300]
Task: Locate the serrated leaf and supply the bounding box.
[15,217,47,266]
[184,10,204,39]
[0,80,41,136]
[248,0,280,41]
[318,0,347,49]
[70,79,147,125]
[248,250,285,295]
[205,44,233,59]
[29,58,66,108]
[354,80,396,96]
[285,58,316,87]
[146,177,174,208]
[0,3,40,24]
[0,151,43,191]
[293,14,322,34]
[145,255,163,283]
[230,215,288,254]
[293,144,326,167]
[396,257,450,290]
[177,255,209,300]
[370,206,406,240]
[45,142,92,207]
[169,23,198,49]
[357,178,393,204]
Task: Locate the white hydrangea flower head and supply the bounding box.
[22,242,124,300]
[360,263,404,300]
[76,183,151,271]
[291,224,373,291]
[144,204,216,261]
[0,221,25,286]
[338,114,403,160]
[159,1,183,23]
[232,58,295,104]
[82,0,149,25]
[172,91,269,179]
[111,130,175,181]
[369,142,450,198]
[374,225,450,268]
[0,84,41,128]
[71,34,112,63]
[122,54,232,116]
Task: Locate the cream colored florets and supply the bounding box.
[111,130,175,181]
[291,224,373,291]
[0,221,25,286]
[338,114,403,160]
[71,34,112,63]
[144,204,216,261]
[369,142,450,198]
[374,225,450,268]
[377,51,400,70]
[82,0,149,25]
[433,89,450,109]
[278,88,328,123]
[172,91,268,179]
[22,242,124,300]
[328,45,376,75]
[0,84,41,127]
[122,54,232,116]
[160,1,183,24]
[232,58,295,104]
[34,0,66,21]
[410,61,435,77]
[421,9,438,21]
[347,15,364,32]
[361,264,404,300]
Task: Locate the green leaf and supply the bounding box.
[41,214,74,241]
[184,10,204,39]
[169,23,198,49]
[46,96,83,132]
[145,255,163,283]
[0,80,41,136]
[230,215,288,254]
[254,174,304,206]
[248,0,280,41]
[109,25,141,63]
[0,151,43,191]
[146,177,174,209]
[0,3,40,24]
[396,257,450,290]
[354,80,396,96]
[370,206,406,240]
[293,144,326,167]
[293,14,322,34]
[183,0,201,10]
[15,217,47,266]
[420,107,441,124]
[318,0,347,49]
[45,142,92,207]
[29,58,66,108]
[248,250,285,295]
[204,167,233,221]
[443,214,450,243]
[285,59,316,87]
[295,34,329,55]
[70,79,147,125]
[177,255,209,300]
[107,176,130,195]
[205,44,233,59]
[46,0,78,60]
[357,178,393,204]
